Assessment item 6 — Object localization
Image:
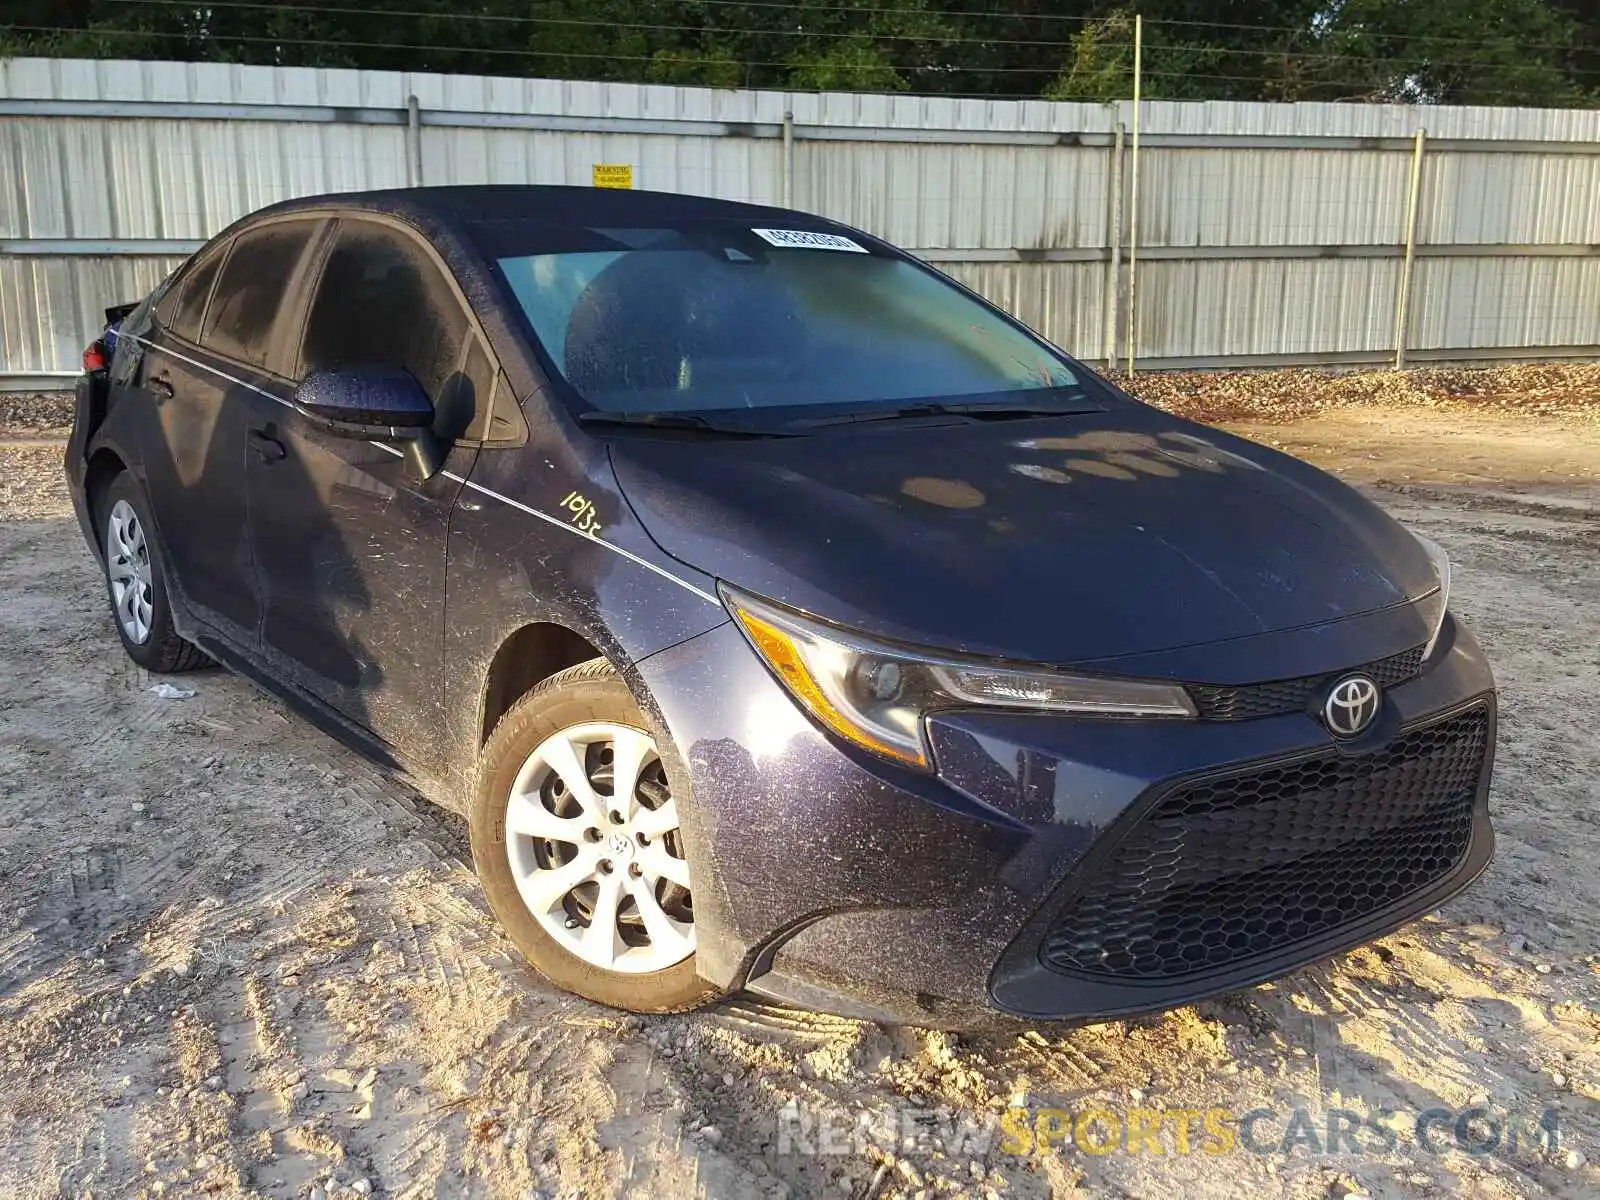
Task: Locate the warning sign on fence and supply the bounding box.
[592,164,633,189]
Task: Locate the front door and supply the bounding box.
[246,219,495,772]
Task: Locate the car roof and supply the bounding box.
[243,185,825,238]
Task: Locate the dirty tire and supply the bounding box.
[470,657,723,1014]
[97,472,210,673]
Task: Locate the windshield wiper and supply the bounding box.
[784,399,1102,430]
[577,411,792,437]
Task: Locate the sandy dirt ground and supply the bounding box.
[1,381,1597,1200]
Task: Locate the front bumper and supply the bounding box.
[635,613,1496,1029]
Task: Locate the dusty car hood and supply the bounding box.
[608,406,1437,666]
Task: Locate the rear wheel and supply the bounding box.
[469,658,721,1013]
[98,473,209,673]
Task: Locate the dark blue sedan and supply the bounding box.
[65,186,1494,1027]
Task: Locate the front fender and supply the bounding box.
[439,403,728,798]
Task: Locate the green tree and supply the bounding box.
[788,35,907,92]
[1306,0,1585,104]
[1044,14,1137,101]
[1,0,1595,104]
[648,43,746,89]
[1043,12,1227,102]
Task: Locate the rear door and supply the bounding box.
[244,217,494,771]
[134,223,321,645]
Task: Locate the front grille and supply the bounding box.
[1187,645,1426,721]
[1040,705,1490,981]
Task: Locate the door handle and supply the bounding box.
[148,374,175,402]
[249,428,287,464]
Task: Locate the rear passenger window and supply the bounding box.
[299,223,471,435]
[203,222,317,367]
[169,246,227,343]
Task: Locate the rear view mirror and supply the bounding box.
[293,367,434,435]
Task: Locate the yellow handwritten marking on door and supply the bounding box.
[592,164,633,189]
[561,491,603,536]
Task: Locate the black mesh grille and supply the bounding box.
[1040,705,1490,981]
[1187,646,1426,721]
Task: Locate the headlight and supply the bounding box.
[1412,533,1451,660]
[723,587,1196,771]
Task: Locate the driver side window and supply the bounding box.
[298,222,489,442]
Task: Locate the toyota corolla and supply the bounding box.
[65,186,1495,1027]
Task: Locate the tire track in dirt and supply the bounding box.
[3,442,1598,1198]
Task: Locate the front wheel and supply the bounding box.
[469,658,722,1013]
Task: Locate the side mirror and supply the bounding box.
[294,366,434,432]
[292,367,443,477]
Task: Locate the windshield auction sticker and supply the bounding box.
[751,228,868,252]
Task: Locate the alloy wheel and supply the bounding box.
[106,499,154,645]
[504,722,695,973]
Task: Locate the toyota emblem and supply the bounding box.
[1323,675,1381,737]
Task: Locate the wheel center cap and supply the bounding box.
[606,831,634,860]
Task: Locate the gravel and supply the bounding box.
[0,392,73,435]
[1118,362,1600,425]
[0,445,70,521]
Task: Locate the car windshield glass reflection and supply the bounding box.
[497,232,1079,415]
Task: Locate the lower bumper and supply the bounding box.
[637,614,1497,1029]
[746,805,1490,1030]
[990,731,1494,1021]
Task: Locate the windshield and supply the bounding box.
[495,227,1078,414]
